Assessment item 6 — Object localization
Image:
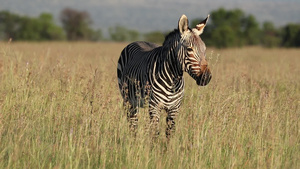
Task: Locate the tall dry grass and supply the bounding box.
[0,42,299,168]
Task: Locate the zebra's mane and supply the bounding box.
[163,29,180,46]
[163,27,193,47]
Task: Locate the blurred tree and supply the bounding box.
[15,13,65,41]
[0,10,104,41]
[60,8,93,41]
[212,8,244,30]
[261,21,281,47]
[211,25,237,48]
[295,31,300,47]
[144,31,165,44]
[109,25,127,41]
[281,23,300,47]
[0,11,65,41]
[39,13,66,40]
[109,25,140,42]
[190,8,261,48]
[89,29,103,41]
[0,10,20,40]
[127,29,140,42]
[212,8,246,47]
[15,16,42,40]
[242,15,260,45]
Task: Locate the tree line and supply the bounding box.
[0,8,299,48]
[193,8,300,48]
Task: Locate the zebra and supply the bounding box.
[117,14,211,138]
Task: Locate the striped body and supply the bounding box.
[117,15,211,138]
[117,41,184,113]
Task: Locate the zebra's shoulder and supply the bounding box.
[128,41,160,52]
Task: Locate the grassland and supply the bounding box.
[0,42,299,168]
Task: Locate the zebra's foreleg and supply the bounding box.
[129,106,138,131]
[166,110,177,139]
[125,104,138,134]
[149,106,160,138]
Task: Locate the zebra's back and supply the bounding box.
[117,41,160,107]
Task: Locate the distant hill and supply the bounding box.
[1,0,300,35]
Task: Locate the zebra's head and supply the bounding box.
[178,14,212,86]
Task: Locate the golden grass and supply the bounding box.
[0,42,299,168]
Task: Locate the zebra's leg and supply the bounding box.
[166,110,177,139]
[123,101,138,134]
[127,105,138,134]
[149,106,160,138]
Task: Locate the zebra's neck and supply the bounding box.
[157,32,184,85]
[165,42,183,76]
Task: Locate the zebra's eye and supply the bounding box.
[187,48,193,52]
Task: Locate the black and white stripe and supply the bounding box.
[117,15,211,138]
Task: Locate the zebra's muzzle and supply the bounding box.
[196,69,212,86]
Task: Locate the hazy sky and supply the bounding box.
[1,0,300,34]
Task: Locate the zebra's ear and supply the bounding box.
[178,14,189,34]
[193,15,210,36]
